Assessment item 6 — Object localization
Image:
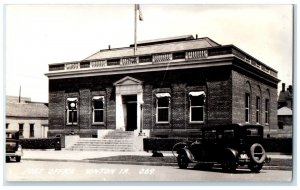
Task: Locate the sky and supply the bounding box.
[4,4,293,102]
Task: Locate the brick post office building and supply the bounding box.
[46,35,279,146]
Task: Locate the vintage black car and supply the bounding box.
[176,124,270,172]
[6,130,23,162]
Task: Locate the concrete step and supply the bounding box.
[67,130,138,152]
[74,142,134,145]
[77,139,134,142]
[104,131,134,139]
[68,148,136,152]
[72,144,135,147]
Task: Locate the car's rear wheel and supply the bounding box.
[249,163,263,173]
[16,156,21,162]
[177,153,189,169]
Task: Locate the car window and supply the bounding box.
[204,130,217,139]
[223,129,235,139]
[246,128,259,136]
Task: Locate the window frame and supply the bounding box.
[92,96,105,124]
[18,123,24,137]
[29,123,34,138]
[66,98,78,125]
[265,99,269,125]
[156,94,170,124]
[245,93,250,123]
[256,96,261,124]
[189,91,205,123]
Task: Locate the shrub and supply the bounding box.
[20,137,61,150]
[143,138,193,151]
[144,137,292,154]
[263,138,292,154]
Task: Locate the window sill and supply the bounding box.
[156,122,170,124]
[92,123,105,126]
[66,123,78,126]
[189,121,204,124]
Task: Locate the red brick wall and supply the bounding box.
[48,66,277,139]
[232,70,278,131]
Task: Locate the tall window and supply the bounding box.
[30,124,34,137]
[245,93,250,123]
[256,97,261,123]
[67,98,78,124]
[156,93,170,123]
[93,96,104,123]
[265,99,269,124]
[189,91,205,123]
[19,123,24,137]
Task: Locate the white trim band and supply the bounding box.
[155,93,171,98]
[189,91,205,96]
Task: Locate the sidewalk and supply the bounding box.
[19,149,293,170]
[20,150,292,171]
[22,149,159,161]
[22,149,292,162]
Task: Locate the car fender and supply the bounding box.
[224,148,239,161]
[178,148,195,162]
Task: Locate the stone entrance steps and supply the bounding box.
[104,131,135,139]
[66,131,137,151]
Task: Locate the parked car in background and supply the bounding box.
[176,124,270,173]
[6,130,23,162]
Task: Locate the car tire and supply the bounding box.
[177,153,189,169]
[250,143,266,164]
[16,156,21,162]
[249,163,263,173]
[222,161,237,173]
[196,163,214,170]
[221,149,238,173]
[6,156,10,162]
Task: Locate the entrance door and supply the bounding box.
[123,95,137,131]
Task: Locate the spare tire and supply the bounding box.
[250,143,266,164]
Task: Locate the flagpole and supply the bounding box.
[134,4,137,55]
[19,85,21,103]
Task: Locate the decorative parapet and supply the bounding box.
[65,62,80,70]
[186,50,208,60]
[121,57,138,65]
[232,48,276,77]
[261,65,271,74]
[153,53,172,63]
[49,64,65,71]
[91,60,107,68]
[48,46,277,78]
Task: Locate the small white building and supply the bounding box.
[6,96,49,138]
